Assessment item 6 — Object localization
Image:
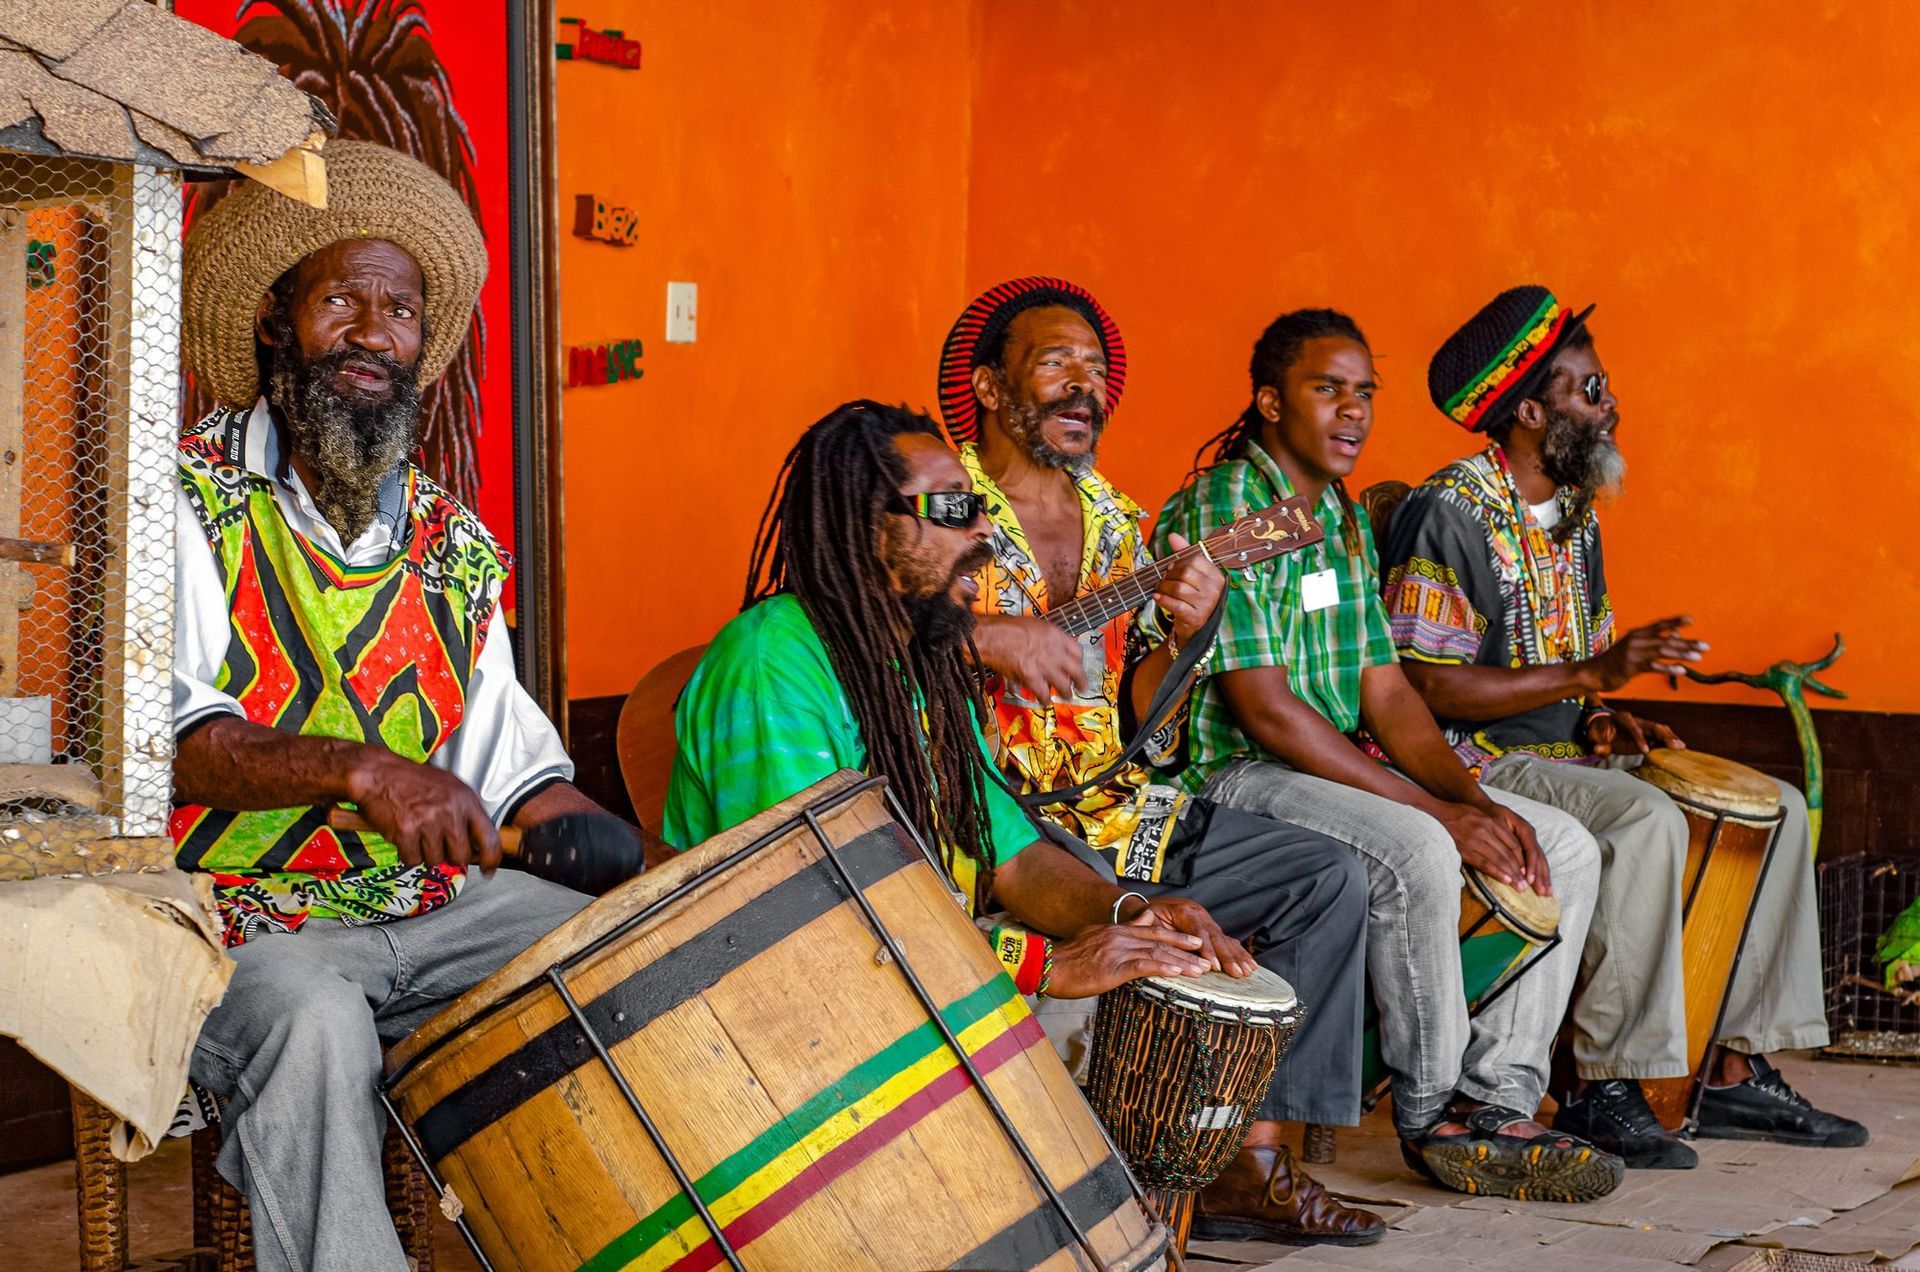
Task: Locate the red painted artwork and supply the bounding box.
[176,0,517,609]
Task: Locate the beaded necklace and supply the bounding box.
[1483,444,1593,666]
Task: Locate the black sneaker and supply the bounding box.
[1552,1080,1697,1169]
[1695,1055,1869,1147]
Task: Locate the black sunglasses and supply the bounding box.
[1580,372,1609,406]
[893,490,985,529]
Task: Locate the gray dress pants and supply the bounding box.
[1203,760,1601,1138]
[1480,752,1828,1078]
[189,869,589,1272]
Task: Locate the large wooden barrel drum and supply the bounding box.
[382,772,1168,1271]
[1633,750,1785,1129]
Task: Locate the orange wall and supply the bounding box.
[965,0,1919,713]
[564,1,1917,714]
[558,2,975,697]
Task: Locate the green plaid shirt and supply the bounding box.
[1152,440,1398,789]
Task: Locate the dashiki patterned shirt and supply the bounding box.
[171,406,511,946]
[1378,442,1614,772]
[958,445,1188,883]
[1153,440,1398,792]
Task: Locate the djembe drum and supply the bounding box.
[1459,863,1562,1004]
[1084,968,1301,1254]
[380,772,1169,1272]
[1633,750,1785,1129]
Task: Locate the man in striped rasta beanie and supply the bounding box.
[1381,287,1862,1168]
[942,279,1383,1245]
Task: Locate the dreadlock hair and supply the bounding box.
[744,401,999,910]
[1187,308,1372,561]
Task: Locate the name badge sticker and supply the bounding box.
[1301,568,1339,613]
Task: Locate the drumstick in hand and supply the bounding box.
[325,807,643,895]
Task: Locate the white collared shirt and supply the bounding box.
[172,400,573,822]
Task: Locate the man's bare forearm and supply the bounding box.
[992,839,1131,938]
[173,714,389,811]
[1360,664,1492,807]
[1217,666,1438,810]
[1402,659,1598,723]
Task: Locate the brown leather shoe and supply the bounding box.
[1190,1142,1387,1246]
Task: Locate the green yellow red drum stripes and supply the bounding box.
[579,978,1047,1271]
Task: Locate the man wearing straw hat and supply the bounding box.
[170,141,619,1270]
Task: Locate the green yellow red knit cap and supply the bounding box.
[1428,286,1595,432]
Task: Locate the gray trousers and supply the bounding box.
[1203,760,1601,1137]
[1030,798,1370,1126]
[1480,753,1828,1078]
[189,869,589,1272]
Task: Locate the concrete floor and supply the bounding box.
[1,1056,1914,1270]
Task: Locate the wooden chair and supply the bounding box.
[615,644,709,832]
[1358,479,1412,554]
[72,1088,434,1272]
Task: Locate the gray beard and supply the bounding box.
[269,351,421,542]
[1540,408,1626,499]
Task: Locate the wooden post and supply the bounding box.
[0,204,24,697]
[97,165,179,839]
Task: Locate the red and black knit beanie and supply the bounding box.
[936,276,1126,444]
[1428,285,1595,432]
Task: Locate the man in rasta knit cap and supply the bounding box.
[938,278,1380,1246]
[172,141,635,1270]
[1384,286,1862,1168]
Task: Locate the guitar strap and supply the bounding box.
[1012,596,1224,810]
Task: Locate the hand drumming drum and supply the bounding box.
[1084,967,1301,1250]
[381,772,1169,1272]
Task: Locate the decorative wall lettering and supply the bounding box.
[571,194,639,246]
[556,18,641,68]
[567,339,644,387]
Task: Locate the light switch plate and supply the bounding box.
[666,281,697,343]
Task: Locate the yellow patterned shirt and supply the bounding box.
[960,446,1186,881]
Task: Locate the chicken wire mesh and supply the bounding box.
[0,155,179,878]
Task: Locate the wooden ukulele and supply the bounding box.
[1043,495,1324,635]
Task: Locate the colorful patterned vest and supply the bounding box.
[171,407,510,946]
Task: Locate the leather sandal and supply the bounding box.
[1402,1104,1624,1202]
[1191,1142,1386,1246]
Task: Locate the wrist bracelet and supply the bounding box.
[990,924,1051,997]
[1113,890,1148,924]
[1164,630,1182,659]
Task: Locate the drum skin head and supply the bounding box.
[1635,749,1780,820]
[1133,966,1298,1024]
[1462,865,1561,943]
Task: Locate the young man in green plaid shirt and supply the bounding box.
[1155,308,1616,1203]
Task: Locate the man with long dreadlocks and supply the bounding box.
[170,142,639,1271]
[666,401,1254,1002]
[1155,309,1619,1202]
[934,278,1381,1247]
[1381,286,1861,1165]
